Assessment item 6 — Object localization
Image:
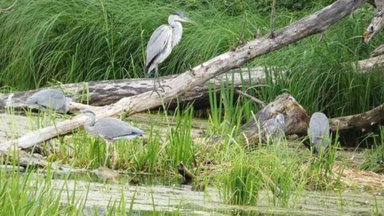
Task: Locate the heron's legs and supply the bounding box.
[111,147,117,170]
[153,66,165,92]
[104,141,110,166]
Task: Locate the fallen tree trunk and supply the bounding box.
[363,0,384,43]
[240,93,310,144]
[0,68,268,111]
[241,93,384,145]
[354,54,384,71]
[0,0,366,153]
[371,43,384,57]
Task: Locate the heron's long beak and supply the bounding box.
[182,17,196,25]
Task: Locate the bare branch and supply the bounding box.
[235,89,267,107]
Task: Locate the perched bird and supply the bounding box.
[145,12,194,90]
[307,112,330,155]
[263,113,285,140]
[26,89,71,114]
[82,110,144,168]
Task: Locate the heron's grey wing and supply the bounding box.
[308,112,330,151]
[146,25,172,66]
[41,90,67,111]
[94,118,144,140]
[263,119,276,135]
[26,89,66,110]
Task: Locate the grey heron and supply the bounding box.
[263,113,285,140]
[82,110,144,168]
[26,89,72,114]
[145,12,194,90]
[308,112,330,155]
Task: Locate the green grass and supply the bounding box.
[1,0,384,214]
[0,165,79,215]
[360,127,384,173]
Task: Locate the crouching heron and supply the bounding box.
[145,12,195,90]
[307,112,330,156]
[263,113,285,140]
[82,110,144,168]
[26,89,72,114]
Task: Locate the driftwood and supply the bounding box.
[0,68,268,111]
[177,162,195,184]
[364,0,384,43]
[241,93,384,146]
[354,54,384,71]
[0,0,366,154]
[371,44,384,57]
[241,93,310,144]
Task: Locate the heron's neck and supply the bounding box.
[168,20,183,48]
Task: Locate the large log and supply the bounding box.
[354,54,384,71]
[241,93,384,146]
[0,0,366,153]
[363,0,384,43]
[0,68,268,111]
[240,93,310,144]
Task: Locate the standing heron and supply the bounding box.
[26,89,72,114]
[307,112,330,156]
[82,110,144,168]
[145,12,195,90]
[263,113,285,140]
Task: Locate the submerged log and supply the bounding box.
[0,68,268,111]
[0,0,366,154]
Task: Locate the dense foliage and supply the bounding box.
[0,0,384,117]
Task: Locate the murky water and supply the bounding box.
[46,176,382,215]
[1,113,383,215]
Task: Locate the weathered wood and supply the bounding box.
[355,54,384,71]
[329,103,384,132]
[177,162,195,184]
[240,93,310,144]
[0,0,366,153]
[371,43,384,57]
[0,68,268,111]
[364,0,384,43]
[241,93,384,145]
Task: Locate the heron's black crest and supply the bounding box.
[172,11,186,17]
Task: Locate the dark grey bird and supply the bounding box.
[82,110,144,168]
[263,113,285,140]
[145,12,195,90]
[308,112,330,155]
[26,89,71,114]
